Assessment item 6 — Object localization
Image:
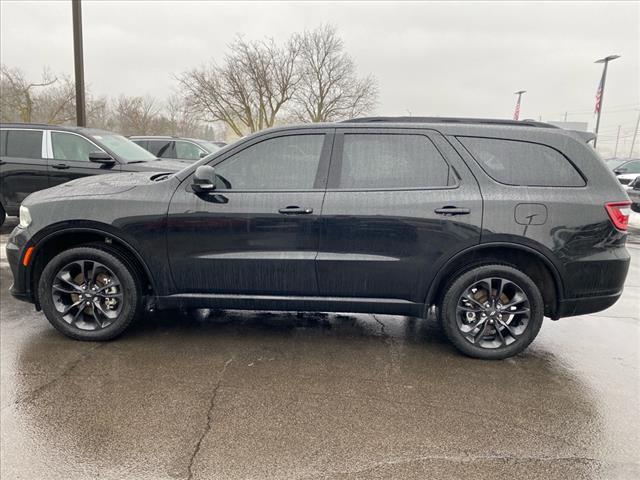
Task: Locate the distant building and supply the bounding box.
[546,121,589,131]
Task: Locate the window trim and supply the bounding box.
[46,130,107,162]
[326,129,459,192]
[456,135,587,188]
[0,128,45,159]
[183,130,335,193]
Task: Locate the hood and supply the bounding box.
[123,158,191,172]
[23,172,164,203]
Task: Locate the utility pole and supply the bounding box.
[614,125,621,157]
[513,90,526,120]
[593,54,620,148]
[72,0,86,126]
[630,110,640,158]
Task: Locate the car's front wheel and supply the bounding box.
[38,247,142,341]
[440,264,544,359]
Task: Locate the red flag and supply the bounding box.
[594,71,604,114]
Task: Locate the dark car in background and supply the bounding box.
[0,123,188,226]
[6,117,632,359]
[130,136,227,162]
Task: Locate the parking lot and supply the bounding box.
[0,216,638,480]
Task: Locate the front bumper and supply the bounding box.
[6,225,35,304]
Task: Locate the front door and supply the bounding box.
[167,129,333,296]
[317,128,483,303]
[47,130,119,186]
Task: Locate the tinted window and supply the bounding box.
[146,140,175,158]
[0,130,7,155]
[52,132,102,162]
[215,134,325,190]
[5,130,42,159]
[175,141,204,160]
[338,134,450,189]
[459,137,585,187]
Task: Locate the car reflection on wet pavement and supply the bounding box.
[1,217,638,480]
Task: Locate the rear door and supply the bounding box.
[46,130,120,186]
[0,128,48,214]
[317,128,483,303]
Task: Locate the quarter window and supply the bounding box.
[458,137,585,187]
[337,134,450,189]
[51,132,102,162]
[4,130,43,159]
[214,134,325,190]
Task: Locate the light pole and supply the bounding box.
[593,54,620,148]
[72,0,86,127]
[513,90,526,121]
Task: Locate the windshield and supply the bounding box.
[605,158,625,170]
[91,133,158,163]
[200,141,223,153]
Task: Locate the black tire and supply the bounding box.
[38,246,142,341]
[440,264,544,360]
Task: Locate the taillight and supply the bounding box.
[604,201,632,231]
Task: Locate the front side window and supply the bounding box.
[4,130,43,159]
[175,141,204,160]
[214,134,325,190]
[459,137,585,187]
[52,132,102,162]
[337,134,450,189]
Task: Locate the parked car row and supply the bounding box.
[0,124,226,226]
[5,117,632,359]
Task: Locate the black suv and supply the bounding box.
[0,124,188,225]
[130,136,227,162]
[6,118,632,359]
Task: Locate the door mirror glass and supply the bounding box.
[89,151,116,165]
[192,165,217,192]
[614,168,626,174]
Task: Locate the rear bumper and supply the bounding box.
[555,291,623,318]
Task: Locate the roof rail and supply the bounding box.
[340,116,559,129]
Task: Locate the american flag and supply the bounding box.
[513,98,521,121]
[594,71,604,114]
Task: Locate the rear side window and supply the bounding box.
[338,134,451,189]
[458,137,584,187]
[4,130,42,159]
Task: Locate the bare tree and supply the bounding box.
[112,95,162,135]
[294,25,377,122]
[177,36,301,136]
[0,65,57,122]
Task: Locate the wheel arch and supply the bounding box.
[426,242,565,319]
[28,224,157,307]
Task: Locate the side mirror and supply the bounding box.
[192,165,217,193]
[199,152,208,159]
[89,152,116,165]
[614,167,627,175]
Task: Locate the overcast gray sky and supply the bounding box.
[1,0,638,155]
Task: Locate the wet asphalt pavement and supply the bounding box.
[0,216,638,480]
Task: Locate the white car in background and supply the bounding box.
[606,158,640,186]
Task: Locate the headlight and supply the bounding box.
[19,205,32,228]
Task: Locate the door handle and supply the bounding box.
[52,163,70,170]
[434,206,470,216]
[278,206,313,215]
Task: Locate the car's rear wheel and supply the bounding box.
[440,264,544,359]
[38,247,142,341]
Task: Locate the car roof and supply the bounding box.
[0,122,114,136]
